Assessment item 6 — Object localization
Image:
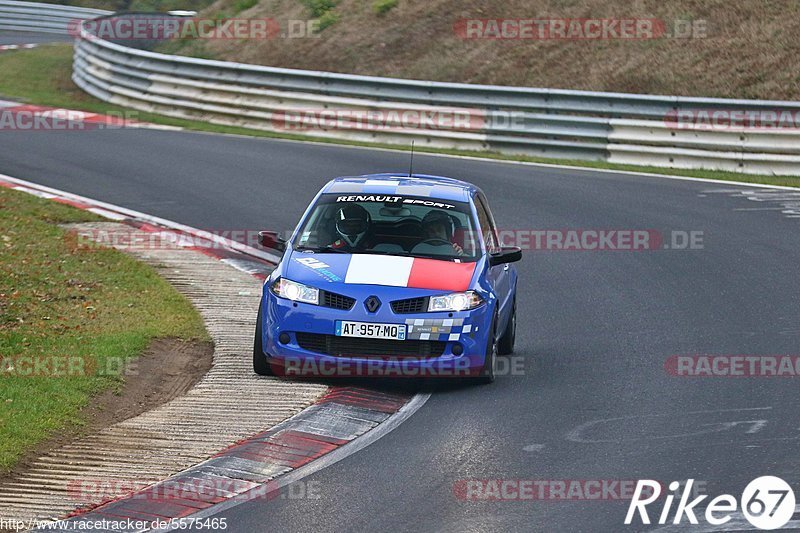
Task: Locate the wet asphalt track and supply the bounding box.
[0,30,72,45]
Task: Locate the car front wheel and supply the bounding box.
[253,301,274,376]
[497,297,516,355]
[476,313,497,384]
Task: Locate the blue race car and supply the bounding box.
[254,174,521,383]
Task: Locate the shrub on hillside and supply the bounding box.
[373,0,398,16]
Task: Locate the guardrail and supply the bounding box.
[3,5,800,176]
[0,0,108,33]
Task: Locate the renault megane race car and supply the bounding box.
[254,174,521,383]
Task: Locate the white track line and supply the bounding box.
[0,173,282,264]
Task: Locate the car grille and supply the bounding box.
[295,333,446,358]
[320,290,356,310]
[390,297,428,314]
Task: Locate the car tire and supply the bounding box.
[475,313,498,384]
[497,297,516,356]
[253,301,274,376]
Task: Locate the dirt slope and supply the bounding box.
[145,0,800,100]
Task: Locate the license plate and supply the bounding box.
[335,321,406,340]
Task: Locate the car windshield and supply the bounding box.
[294,194,480,261]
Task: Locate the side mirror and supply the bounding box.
[258,231,286,252]
[489,246,522,266]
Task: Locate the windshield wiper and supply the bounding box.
[363,250,464,261]
[358,249,400,256]
[295,246,349,254]
[297,246,468,261]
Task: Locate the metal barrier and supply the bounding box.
[3,4,800,175]
[0,0,108,33]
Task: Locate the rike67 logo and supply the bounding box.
[625,476,796,530]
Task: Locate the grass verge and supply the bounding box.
[0,186,208,472]
[1,44,799,189]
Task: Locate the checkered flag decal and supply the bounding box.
[405,318,474,341]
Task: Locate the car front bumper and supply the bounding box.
[260,285,493,378]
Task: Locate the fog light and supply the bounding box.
[452,343,463,356]
[279,332,291,344]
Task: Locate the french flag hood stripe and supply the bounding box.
[344,254,475,292]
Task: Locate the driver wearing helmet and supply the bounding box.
[330,203,373,250]
[421,210,464,256]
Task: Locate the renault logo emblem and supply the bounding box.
[364,296,381,313]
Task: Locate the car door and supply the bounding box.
[475,193,512,326]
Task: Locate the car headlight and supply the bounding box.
[428,291,483,312]
[270,278,319,305]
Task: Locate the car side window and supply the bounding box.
[475,194,499,254]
